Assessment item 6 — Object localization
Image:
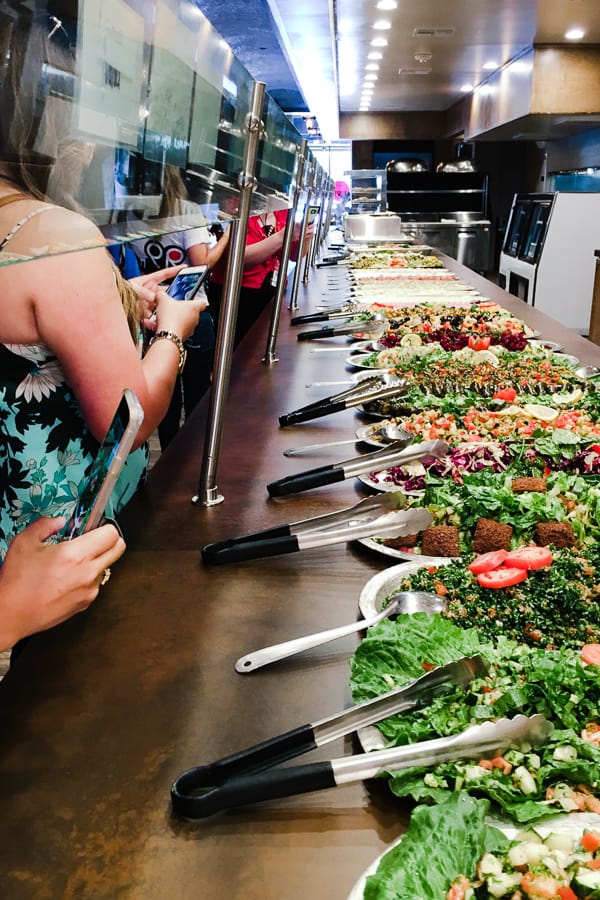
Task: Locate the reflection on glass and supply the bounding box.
[0,0,312,268]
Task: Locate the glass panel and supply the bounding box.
[503,202,532,257]
[0,1,304,267]
[520,202,551,263]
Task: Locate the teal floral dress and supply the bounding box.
[0,341,148,557]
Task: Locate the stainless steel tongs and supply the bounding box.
[267,438,448,496]
[171,654,496,819]
[278,375,409,426]
[201,496,433,565]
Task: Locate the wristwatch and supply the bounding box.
[149,330,187,374]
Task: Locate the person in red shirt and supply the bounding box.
[207,208,313,347]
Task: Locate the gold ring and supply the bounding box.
[101,568,111,586]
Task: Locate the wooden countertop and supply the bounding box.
[0,253,598,899]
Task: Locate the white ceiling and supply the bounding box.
[268,0,600,141]
[196,0,600,144]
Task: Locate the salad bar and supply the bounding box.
[0,241,599,899]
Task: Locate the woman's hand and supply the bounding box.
[154,288,207,342]
[129,266,186,330]
[0,518,126,651]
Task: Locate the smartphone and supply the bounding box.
[166,265,209,301]
[59,389,144,540]
[306,204,321,225]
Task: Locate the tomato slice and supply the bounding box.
[477,567,528,589]
[505,546,553,570]
[467,549,508,574]
[582,643,600,666]
[493,387,517,402]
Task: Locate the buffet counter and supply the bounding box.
[0,254,598,899]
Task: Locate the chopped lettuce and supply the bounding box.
[363,793,508,900]
[350,614,600,823]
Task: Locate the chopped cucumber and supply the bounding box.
[552,745,578,763]
[573,868,600,899]
[514,765,537,795]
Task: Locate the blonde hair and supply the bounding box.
[111,261,141,344]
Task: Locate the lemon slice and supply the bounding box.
[523,403,559,422]
[472,349,500,366]
[552,387,584,406]
[497,405,525,417]
[400,333,422,347]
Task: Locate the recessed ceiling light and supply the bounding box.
[362,85,374,93]
[371,37,388,47]
[565,26,585,40]
[368,51,383,60]
[364,73,378,81]
[460,83,473,92]
[373,20,391,30]
[365,63,379,71]
[376,0,397,9]
[482,60,497,70]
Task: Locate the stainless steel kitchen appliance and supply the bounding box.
[385,169,492,273]
[499,192,600,333]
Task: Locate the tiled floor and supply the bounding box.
[0,431,164,679]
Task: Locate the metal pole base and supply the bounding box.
[262,351,279,365]
[192,488,225,507]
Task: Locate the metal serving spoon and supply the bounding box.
[282,423,411,457]
[235,590,445,673]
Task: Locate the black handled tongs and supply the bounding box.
[297,318,386,342]
[279,375,409,427]
[267,438,448,497]
[171,654,495,819]
[290,305,359,326]
[201,495,433,565]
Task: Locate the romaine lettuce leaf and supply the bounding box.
[363,793,508,900]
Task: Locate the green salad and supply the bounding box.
[350,614,600,823]
[363,793,508,900]
[390,545,600,648]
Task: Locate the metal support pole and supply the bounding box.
[193,80,266,507]
[288,160,314,310]
[303,169,321,280]
[307,171,324,269]
[262,139,308,365]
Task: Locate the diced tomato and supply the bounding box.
[505,546,553,570]
[468,549,508,574]
[557,888,578,900]
[582,644,600,665]
[468,335,491,351]
[580,830,600,853]
[477,567,528,589]
[493,387,517,402]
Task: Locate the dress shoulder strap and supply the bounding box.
[0,201,56,252]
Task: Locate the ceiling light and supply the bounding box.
[414,51,432,64]
[482,60,497,70]
[361,85,374,93]
[460,83,473,92]
[368,51,383,60]
[365,63,379,71]
[364,73,378,81]
[371,37,388,47]
[565,27,585,40]
[359,105,370,111]
[373,20,391,30]
[376,0,397,8]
